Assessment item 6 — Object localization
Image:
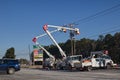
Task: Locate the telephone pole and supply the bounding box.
[28,44,32,65]
[69,24,75,56]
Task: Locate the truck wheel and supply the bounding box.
[86,66,92,71]
[7,68,15,74]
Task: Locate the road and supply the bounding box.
[0,68,120,80]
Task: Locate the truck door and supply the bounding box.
[91,58,100,67]
[91,54,101,68]
[0,60,8,71]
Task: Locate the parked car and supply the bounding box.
[0,58,20,74]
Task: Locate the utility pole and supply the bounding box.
[28,45,32,65]
[69,24,75,56]
[73,38,76,55]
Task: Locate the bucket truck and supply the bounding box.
[43,24,92,71]
[89,51,116,69]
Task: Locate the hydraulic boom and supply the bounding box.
[43,24,80,59]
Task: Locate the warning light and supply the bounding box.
[32,37,37,43]
[62,28,66,32]
[104,50,108,54]
[75,28,80,35]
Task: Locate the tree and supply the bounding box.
[76,38,95,57]
[103,34,114,49]
[3,47,16,59]
[110,32,120,63]
[95,35,104,50]
[64,40,72,56]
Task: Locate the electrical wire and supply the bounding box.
[64,3,120,39]
[72,3,120,25]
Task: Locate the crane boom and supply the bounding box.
[37,42,55,60]
[44,28,66,59]
[36,29,59,39]
[32,26,70,62]
[43,24,80,59]
[32,31,59,60]
[47,25,80,34]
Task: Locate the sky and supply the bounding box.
[0,0,120,59]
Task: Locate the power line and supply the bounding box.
[68,3,120,26]
[65,3,120,39]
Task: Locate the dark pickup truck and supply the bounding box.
[0,58,20,74]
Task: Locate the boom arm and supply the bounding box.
[44,25,80,34]
[35,29,59,39]
[43,24,80,59]
[32,31,59,60]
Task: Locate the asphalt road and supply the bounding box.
[0,68,120,80]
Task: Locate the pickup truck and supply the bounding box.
[0,58,20,74]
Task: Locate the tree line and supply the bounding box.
[2,32,120,64]
[44,32,120,64]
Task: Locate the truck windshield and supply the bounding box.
[101,55,111,59]
[4,60,19,64]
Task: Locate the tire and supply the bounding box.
[7,68,15,74]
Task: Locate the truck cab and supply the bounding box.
[65,55,82,69]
